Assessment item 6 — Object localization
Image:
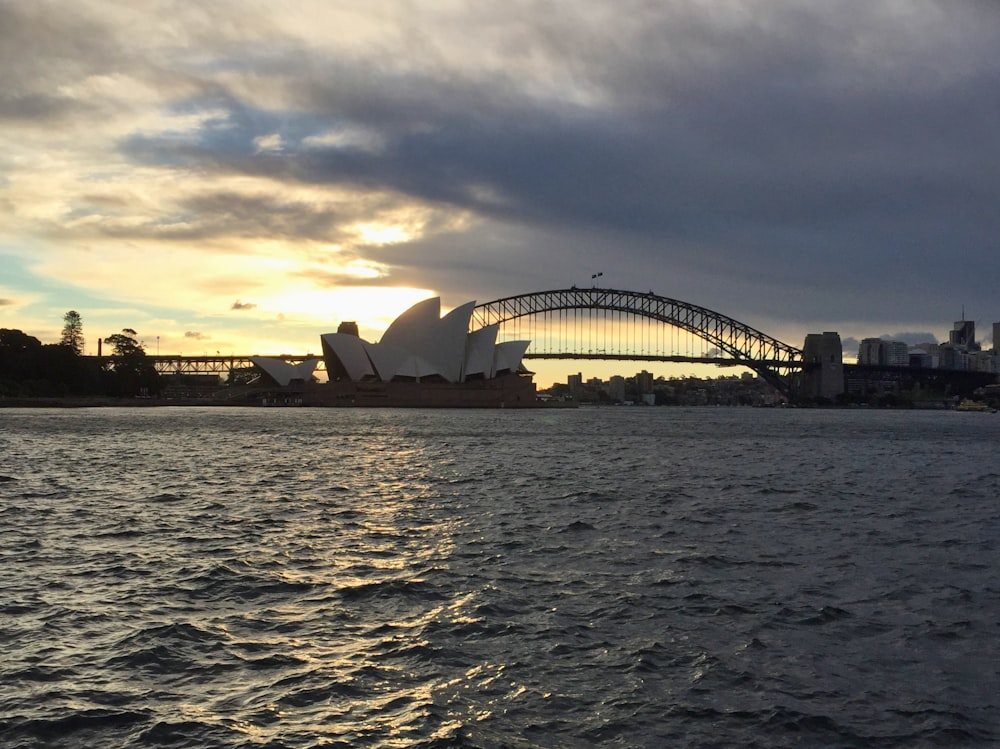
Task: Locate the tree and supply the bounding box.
[0,328,44,394]
[60,310,85,354]
[105,328,144,361]
[103,328,159,396]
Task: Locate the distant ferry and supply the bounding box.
[956,399,996,413]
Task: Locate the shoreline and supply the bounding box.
[0,397,236,408]
[1,396,991,411]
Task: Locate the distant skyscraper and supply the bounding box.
[885,341,909,366]
[950,319,975,348]
[635,370,654,394]
[608,375,626,402]
[860,338,915,366]
[858,338,882,365]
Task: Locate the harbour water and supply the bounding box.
[1,406,998,748]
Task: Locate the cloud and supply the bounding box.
[116,5,996,318]
[184,331,209,340]
[0,298,13,307]
[253,133,283,153]
[2,0,1000,362]
[884,332,939,346]
[843,331,944,352]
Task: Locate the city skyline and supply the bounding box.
[2,1,1000,387]
[40,301,1000,392]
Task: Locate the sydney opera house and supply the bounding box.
[251,297,539,407]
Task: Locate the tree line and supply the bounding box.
[0,311,160,398]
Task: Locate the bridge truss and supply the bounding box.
[472,288,803,396]
[147,355,324,376]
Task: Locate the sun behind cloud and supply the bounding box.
[355,223,412,246]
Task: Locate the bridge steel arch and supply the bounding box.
[472,288,803,397]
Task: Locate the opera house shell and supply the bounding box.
[249,356,322,387]
[310,297,538,407]
[321,298,529,381]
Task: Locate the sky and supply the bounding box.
[2,0,999,387]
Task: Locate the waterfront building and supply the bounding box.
[308,297,538,407]
[635,369,654,394]
[608,375,626,403]
[320,297,529,384]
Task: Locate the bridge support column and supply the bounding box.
[800,332,844,402]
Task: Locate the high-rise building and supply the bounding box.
[885,341,909,366]
[608,375,626,402]
[635,369,654,394]
[950,319,976,348]
[859,338,912,366]
[857,338,882,365]
[939,346,967,370]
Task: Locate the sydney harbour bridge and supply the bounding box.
[471,288,803,395]
[147,288,808,398]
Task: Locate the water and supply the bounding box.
[1,406,998,748]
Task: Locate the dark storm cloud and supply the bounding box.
[886,332,940,346]
[120,2,1000,336]
[172,191,345,243]
[0,3,125,123]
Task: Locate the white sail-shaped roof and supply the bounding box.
[250,357,321,387]
[431,300,476,382]
[493,340,531,374]
[321,333,374,381]
[380,297,441,349]
[292,358,322,382]
[362,340,411,382]
[464,324,498,379]
[393,353,439,380]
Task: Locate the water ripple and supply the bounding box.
[1,407,998,747]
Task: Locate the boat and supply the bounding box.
[956,399,996,413]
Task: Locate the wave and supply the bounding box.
[4,407,999,749]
